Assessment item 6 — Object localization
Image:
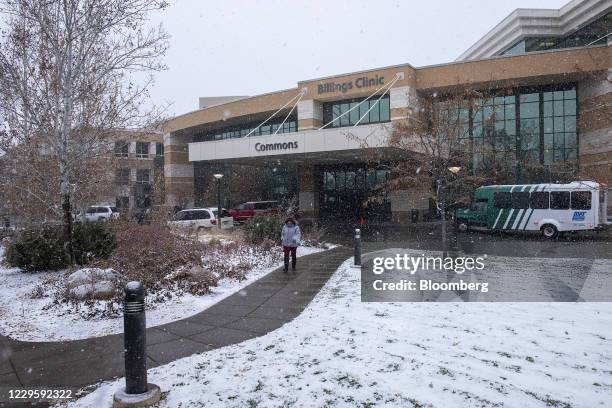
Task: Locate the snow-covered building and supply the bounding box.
[162,0,611,224]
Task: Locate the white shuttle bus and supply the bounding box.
[455,181,610,238]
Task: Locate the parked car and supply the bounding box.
[82,205,119,222]
[169,207,234,231]
[229,201,279,222]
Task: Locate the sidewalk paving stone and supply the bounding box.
[187,327,261,347]
[147,338,212,365]
[224,316,287,334]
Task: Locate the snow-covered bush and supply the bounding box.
[5,222,115,271]
[5,224,66,271]
[101,222,205,292]
[72,221,116,264]
[243,214,284,244]
[301,222,328,248]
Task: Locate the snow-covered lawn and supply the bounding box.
[0,245,326,342]
[66,251,612,408]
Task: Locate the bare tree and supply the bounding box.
[0,0,169,262]
[390,90,517,256]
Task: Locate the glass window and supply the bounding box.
[550,191,570,209]
[511,192,530,209]
[156,142,164,156]
[198,117,297,141]
[345,171,355,189]
[136,142,149,158]
[530,192,549,209]
[114,140,129,157]
[571,191,591,210]
[520,93,539,103]
[369,100,380,122]
[115,168,130,185]
[192,210,210,220]
[349,102,359,125]
[493,192,512,208]
[543,101,553,117]
[324,172,335,190]
[501,40,525,56]
[323,94,390,128]
[366,169,377,188]
[173,211,187,221]
[336,172,345,190]
[380,97,390,121]
[339,103,350,126]
[136,169,150,184]
[520,102,539,118]
[498,14,612,56]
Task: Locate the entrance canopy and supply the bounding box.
[187,123,413,166]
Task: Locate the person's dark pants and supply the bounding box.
[283,246,297,271]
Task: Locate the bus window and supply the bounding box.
[470,198,488,211]
[550,191,570,209]
[493,192,512,208]
[511,192,529,209]
[571,191,591,210]
[530,192,549,209]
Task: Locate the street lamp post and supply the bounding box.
[213,173,223,229]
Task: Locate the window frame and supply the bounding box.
[570,191,591,210]
[135,141,150,158]
[550,191,570,210]
[493,192,512,209]
[136,169,150,184]
[529,191,550,209]
[511,192,530,209]
[322,94,391,129]
[114,140,129,158]
[115,168,130,185]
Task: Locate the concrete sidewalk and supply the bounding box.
[0,246,352,391]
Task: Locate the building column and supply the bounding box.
[297,99,323,131]
[390,85,417,123]
[578,69,612,186]
[298,165,319,220]
[164,132,194,209]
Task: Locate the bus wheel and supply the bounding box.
[456,220,469,233]
[541,224,558,239]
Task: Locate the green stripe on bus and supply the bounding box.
[492,209,504,229]
[514,208,529,230]
[522,184,543,230]
[505,209,520,230]
[512,186,529,229]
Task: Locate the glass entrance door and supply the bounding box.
[319,165,391,222]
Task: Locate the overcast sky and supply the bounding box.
[148,0,569,116]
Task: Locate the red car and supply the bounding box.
[229,201,280,223]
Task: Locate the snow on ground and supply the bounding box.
[0,245,326,342]
[66,250,612,408]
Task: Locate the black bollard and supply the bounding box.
[123,281,148,395]
[354,228,361,267]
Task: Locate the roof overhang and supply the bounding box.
[456,0,611,61]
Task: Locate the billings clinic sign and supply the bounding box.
[317,75,384,94]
